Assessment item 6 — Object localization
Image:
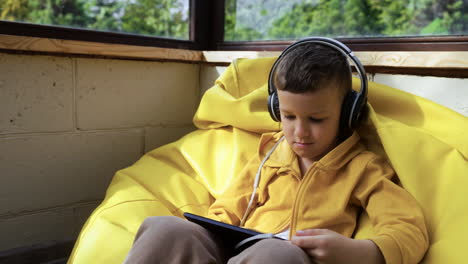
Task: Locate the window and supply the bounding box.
[0,0,190,40]
[225,0,468,41]
[0,0,467,52]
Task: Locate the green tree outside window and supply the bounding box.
[0,0,189,40]
[225,0,468,41]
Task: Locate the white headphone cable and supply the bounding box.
[235,233,276,250]
[240,136,285,226]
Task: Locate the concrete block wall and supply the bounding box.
[0,53,198,250]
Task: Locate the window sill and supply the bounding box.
[202,50,468,68]
[0,34,202,62]
[1,34,467,77]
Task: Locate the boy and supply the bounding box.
[124,41,429,264]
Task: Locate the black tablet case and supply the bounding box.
[184,212,284,257]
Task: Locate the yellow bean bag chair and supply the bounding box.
[68,57,468,264]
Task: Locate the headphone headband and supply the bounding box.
[267,37,368,129]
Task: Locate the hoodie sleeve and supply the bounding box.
[353,155,429,264]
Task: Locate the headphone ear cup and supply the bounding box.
[268,92,281,122]
[340,90,357,130]
[351,94,367,129]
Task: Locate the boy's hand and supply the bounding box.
[291,229,385,264]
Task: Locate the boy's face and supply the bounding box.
[277,87,342,164]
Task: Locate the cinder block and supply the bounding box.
[0,202,99,251]
[76,58,200,130]
[0,53,74,134]
[145,125,197,152]
[374,74,468,116]
[0,130,143,214]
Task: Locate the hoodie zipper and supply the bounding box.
[288,163,317,240]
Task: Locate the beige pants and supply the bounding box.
[123,216,312,264]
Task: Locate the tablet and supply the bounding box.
[183,212,284,256]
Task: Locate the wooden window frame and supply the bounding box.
[219,37,468,52]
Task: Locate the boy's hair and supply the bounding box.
[273,43,352,99]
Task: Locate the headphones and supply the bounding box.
[267,37,368,130]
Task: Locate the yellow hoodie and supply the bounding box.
[208,130,429,264]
